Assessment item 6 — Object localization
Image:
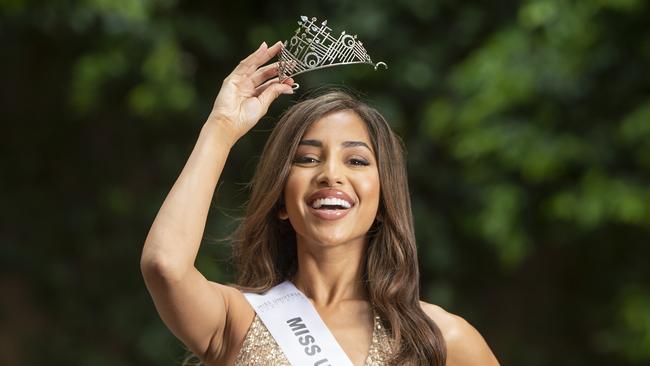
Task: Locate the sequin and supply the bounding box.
[234,310,394,365]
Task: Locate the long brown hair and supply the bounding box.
[232,89,446,365]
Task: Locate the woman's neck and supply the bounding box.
[291,236,368,308]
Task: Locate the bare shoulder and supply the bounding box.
[419,301,500,366]
[212,283,255,365]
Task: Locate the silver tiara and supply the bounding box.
[278,16,387,89]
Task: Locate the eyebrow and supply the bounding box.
[299,139,373,151]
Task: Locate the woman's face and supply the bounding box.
[281,110,380,248]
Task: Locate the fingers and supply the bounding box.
[254,78,276,97]
[232,41,284,76]
[251,62,280,87]
[257,80,294,111]
[254,77,294,97]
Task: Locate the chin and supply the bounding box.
[312,237,347,247]
[302,229,365,248]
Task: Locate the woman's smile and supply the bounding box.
[306,188,356,220]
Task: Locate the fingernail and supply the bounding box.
[282,87,294,95]
[260,41,267,49]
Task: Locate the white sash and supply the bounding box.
[243,281,354,366]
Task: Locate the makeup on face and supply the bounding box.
[282,110,381,245]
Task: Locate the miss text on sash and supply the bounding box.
[286,316,330,365]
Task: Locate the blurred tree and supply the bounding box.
[1,0,649,365]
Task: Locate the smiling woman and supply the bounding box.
[234,94,440,365]
[140,41,500,366]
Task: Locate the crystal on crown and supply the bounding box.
[278,15,387,89]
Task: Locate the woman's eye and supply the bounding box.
[349,158,370,166]
[293,156,319,164]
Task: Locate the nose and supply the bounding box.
[316,158,344,187]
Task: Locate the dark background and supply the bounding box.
[2,0,650,365]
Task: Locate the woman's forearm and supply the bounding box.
[140,116,236,280]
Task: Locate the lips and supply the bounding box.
[306,189,355,208]
[306,189,355,221]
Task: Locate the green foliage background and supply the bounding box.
[2,0,649,365]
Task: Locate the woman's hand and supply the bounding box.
[208,41,294,145]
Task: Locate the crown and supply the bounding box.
[278,15,387,89]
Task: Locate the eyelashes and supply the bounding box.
[349,158,371,166]
[292,156,370,166]
[292,156,318,164]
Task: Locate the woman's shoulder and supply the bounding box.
[419,301,500,366]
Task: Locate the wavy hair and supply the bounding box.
[230,89,446,365]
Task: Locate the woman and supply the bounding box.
[140,41,500,365]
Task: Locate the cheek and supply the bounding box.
[283,171,307,210]
[358,172,381,207]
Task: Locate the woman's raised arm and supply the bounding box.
[139,41,293,363]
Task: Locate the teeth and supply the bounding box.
[311,197,352,209]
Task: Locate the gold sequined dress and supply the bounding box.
[234,311,393,365]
